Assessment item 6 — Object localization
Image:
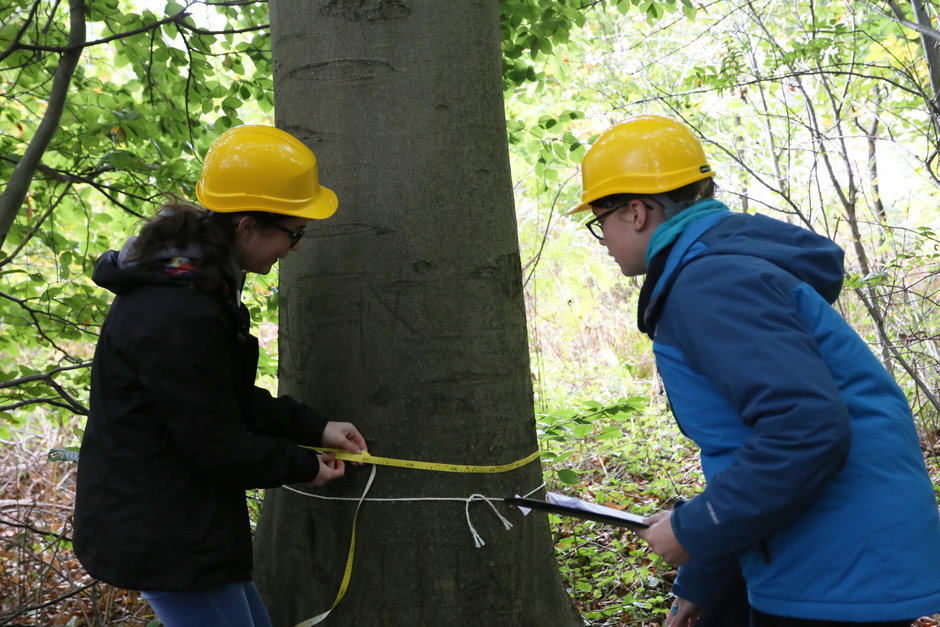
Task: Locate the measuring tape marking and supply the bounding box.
[303,447,541,474]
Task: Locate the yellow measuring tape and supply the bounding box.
[294,448,540,626]
[304,447,541,473]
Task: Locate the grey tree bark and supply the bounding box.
[253,2,582,626]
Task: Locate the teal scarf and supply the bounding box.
[646,198,729,265]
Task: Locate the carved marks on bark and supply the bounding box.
[321,0,410,22]
[289,252,524,360]
[285,58,398,82]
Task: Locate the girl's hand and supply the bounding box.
[309,452,345,487]
[321,421,368,459]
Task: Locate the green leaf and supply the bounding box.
[557,468,580,485]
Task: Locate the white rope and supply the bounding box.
[283,482,544,548]
[464,493,514,548]
[288,473,544,626]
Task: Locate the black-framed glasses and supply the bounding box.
[585,207,620,240]
[272,224,305,247]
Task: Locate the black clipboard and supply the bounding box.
[505,491,649,529]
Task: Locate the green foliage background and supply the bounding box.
[2,0,939,624]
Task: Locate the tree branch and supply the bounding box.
[0,581,97,624]
[0,362,91,391]
[874,0,940,44]
[0,182,70,270]
[0,397,84,413]
[0,0,42,64]
[0,154,149,227]
[0,363,91,416]
[0,0,85,252]
[628,63,928,108]
[0,517,72,543]
[854,286,940,416]
[0,290,90,359]
[12,2,269,53]
[180,24,202,157]
[15,9,187,52]
[176,20,269,37]
[910,0,940,114]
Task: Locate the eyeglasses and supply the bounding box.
[585,207,620,240]
[272,224,305,247]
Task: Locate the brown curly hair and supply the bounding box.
[127,198,288,292]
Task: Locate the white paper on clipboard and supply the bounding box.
[546,492,648,527]
[505,492,649,529]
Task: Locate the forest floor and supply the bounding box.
[0,430,155,626]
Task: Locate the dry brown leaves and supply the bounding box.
[0,432,154,626]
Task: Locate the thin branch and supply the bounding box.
[854,87,887,233]
[627,64,927,110]
[0,154,150,221]
[176,21,199,160]
[12,3,268,53]
[0,0,42,64]
[203,0,268,5]
[0,290,88,359]
[0,397,86,414]
[874,0,940,44]
[0,363,91,391]
[523,168,579,288]
[41,0,65,35]
[910,0,940,114]
[854,287,940,416]
[0,517,72,542]
[0,581,97,624]
[45,377,89,414]
[15,10,186,52]
[0,183,71,270]
[176,20,269,37]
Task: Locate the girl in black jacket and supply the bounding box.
[74,125,367,627]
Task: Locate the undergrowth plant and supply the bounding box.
[537,398,705,625]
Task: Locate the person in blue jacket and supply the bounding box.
[570,114,940,627]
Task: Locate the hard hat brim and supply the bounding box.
[196,183,339,220]
[293,185,338,220]
[568,169,715,215]
[566,201,593,215]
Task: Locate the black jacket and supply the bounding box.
[74,249,327,590]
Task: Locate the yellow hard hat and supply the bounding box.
[196,125,338,220]
[570,115,714,213]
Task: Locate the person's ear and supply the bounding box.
[628,198,652,231]
[633,198,666,232]
[234,215,255,239]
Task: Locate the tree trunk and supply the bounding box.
[911,0,940,114]
[253,2,581,625]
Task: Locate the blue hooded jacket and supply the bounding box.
[640,202,940,621]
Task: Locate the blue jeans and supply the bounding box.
[141,581,272,627]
